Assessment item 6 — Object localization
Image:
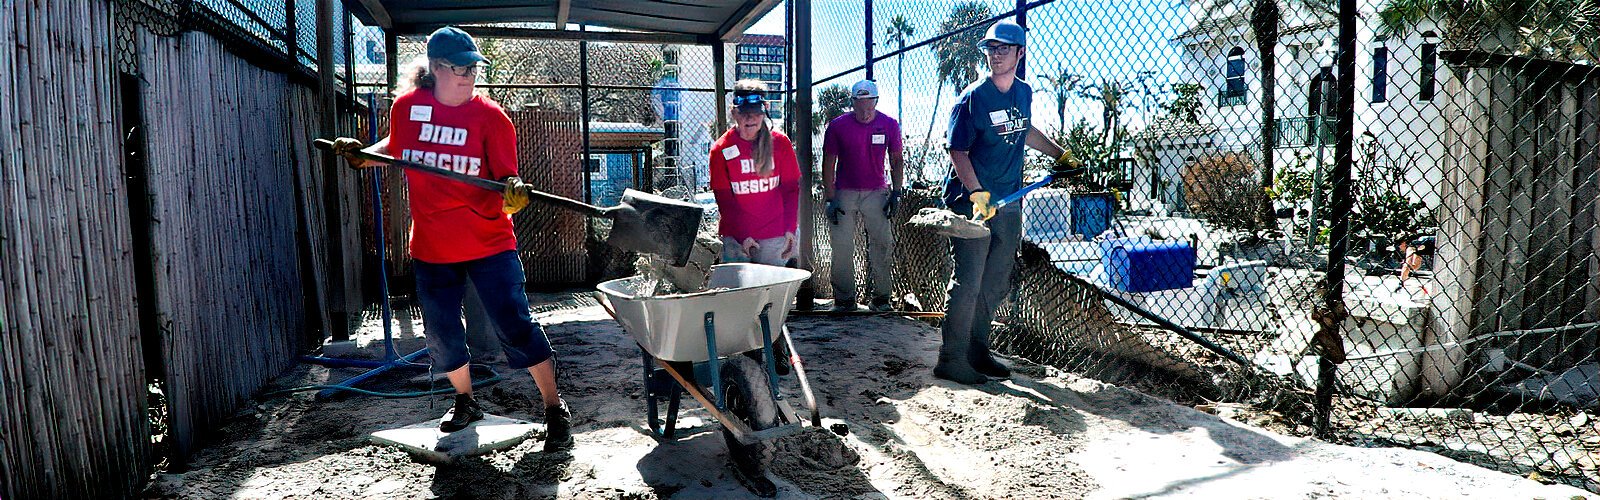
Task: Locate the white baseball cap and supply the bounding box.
[850,79,879,99]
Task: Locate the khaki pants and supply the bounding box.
[829,189,895,304]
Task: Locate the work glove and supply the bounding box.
[741,237,760,259]
[826,199,843,226]
[884,189,902,217]
[780,231,798,261]
[969,189,995,221]
[330,137,372,169]
[501,176,531,215]
[1052,149,1086,178]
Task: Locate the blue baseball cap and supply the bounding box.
[427,27,488,66]
[977,21,1026,48]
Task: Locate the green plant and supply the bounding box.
[1163,83,1205,124]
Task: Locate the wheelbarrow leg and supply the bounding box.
[757,305,780,403]
[704,312,723,410]
[643,346,685,440]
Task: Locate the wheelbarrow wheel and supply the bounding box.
[719,356,780,495]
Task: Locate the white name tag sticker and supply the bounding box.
[871,134,886,145]
[987,110,1009,124]
[410,105,433,122]
[722,145,741,160]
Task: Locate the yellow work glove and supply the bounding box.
[1052,149,1085,178]
[969,189,995,221]
[502,176,531,214]
[330,137,371,169]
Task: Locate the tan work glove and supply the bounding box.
[1052,149,1085,178]
[502,176,531,214]
[330,137,372,169]
[969,189,995,221]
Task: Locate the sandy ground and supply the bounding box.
[146,292,1595,499]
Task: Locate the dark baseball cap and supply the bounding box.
[732,89,766,112]
[427,27,488,66]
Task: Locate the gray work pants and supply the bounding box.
[940,208,1022,364]
[829,189,895,304]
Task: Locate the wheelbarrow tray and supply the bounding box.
[595,263,811,363]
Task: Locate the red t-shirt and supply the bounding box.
[387,90,519,264]
[709,128,800,241]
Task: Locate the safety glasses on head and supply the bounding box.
[732,93,765,106]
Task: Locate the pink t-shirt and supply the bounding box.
[387,90,519,264]
[709,128,801,241]
[822,112,902,191]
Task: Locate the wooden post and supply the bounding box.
[794,0,816,310]
[317,0,350,341]
[713,41,726,133]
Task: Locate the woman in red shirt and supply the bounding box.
[331,27,570,450]
[709,80,801,265]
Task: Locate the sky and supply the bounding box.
[745,0,1193,141]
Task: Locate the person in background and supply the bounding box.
[937,21,1082,385]
[330,26,571,451]
[709,80,801,266]
[822,79,905,312]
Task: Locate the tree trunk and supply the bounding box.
[916,80,947,177]
[1254,0,1281,230]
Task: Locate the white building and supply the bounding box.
[1143,1,1447,212]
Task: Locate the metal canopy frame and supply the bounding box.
[351,0,782,42]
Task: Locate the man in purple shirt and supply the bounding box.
[822,79,905,312]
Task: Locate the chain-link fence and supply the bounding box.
[806,0,1597,492]
[321,1,1595,491]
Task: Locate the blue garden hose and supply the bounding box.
[262,363,506,399]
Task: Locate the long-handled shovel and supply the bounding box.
[315,139,703,266]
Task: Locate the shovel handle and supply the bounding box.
[991,174,1054,211]
[314,138,609,217]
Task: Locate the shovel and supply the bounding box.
[315,139,703,266]
[909,174,1055,239]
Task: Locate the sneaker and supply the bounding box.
[868,298,894,312]
[831,300,858,312]
[439,394,485,432]
[543,399,574,452]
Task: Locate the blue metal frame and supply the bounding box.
[300,92,429,399]
[640,303,790,440]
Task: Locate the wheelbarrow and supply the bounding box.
[595,263,820,497]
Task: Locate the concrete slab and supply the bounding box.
[368,413,542,462]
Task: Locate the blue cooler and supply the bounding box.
[1100,238,1196,292]
[1070,192,1114,237]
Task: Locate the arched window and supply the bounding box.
[1222,47,1247,106]
[1419,31,1438,101]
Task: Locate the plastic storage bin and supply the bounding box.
[1100,238,1196,293]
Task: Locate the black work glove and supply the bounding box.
[884,189,902,217]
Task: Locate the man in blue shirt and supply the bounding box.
[938,21,1081,384]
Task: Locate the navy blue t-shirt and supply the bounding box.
[943,77,1033,210]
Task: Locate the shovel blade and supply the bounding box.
[605,189,704,266]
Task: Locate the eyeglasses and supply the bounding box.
[732,93,764,106]
[440,62,482,77]
[980,44,1019,56]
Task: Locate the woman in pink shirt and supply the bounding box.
[708,80,801,266]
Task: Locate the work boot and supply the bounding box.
[970,354,1012,378]
[869,297,894,312]
[543,399,574,452]
[969,326,1011,379]
[831,299,858,312]
[439,393,485,432]
[934,319,987,384]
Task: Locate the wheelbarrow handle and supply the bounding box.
[313,138,609,218]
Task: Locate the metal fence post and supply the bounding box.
[1316,0,1359,438]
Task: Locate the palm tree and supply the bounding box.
[884,15,917,122]
[812,84,853,134]
[1040,67,1084,131]
[919,2,996,166]
[1199,0,1334,225]
[1377,0,1599,60]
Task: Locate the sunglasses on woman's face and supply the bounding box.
[441,62,482,77]
[732,93,764,106]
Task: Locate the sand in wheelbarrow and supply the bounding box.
[634,232,723,296]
